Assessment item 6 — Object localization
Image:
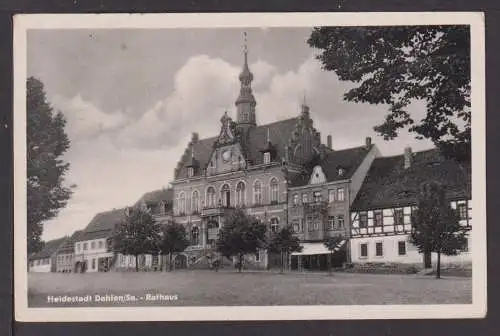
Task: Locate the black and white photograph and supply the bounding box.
[13,13,486,321]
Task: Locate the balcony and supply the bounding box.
[304,200,328,213]
[200,205,234,217]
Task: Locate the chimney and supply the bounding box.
[327,135,332,149]
[365,137,372,149]
[191,132,199,143]
[404,146,413,169]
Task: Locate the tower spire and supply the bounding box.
[236,31,257,131]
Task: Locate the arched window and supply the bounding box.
[179,192,186,215]
[191,226,200,246]
[221,184,231,207]
[236,182,246,207]
[270,217,280,233]
[293,194,299,206]
[270,178,279,204]
[206,187,216,208]
[254,181,262,205]
[192,190,200,214]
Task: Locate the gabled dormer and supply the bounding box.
[186,147,199,178]
[259,128,277,164]
[309,165,327,185]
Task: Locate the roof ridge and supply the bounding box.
[376,147,438,159]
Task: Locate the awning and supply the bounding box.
[291,240,346,256]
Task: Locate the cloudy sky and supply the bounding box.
[27,27,433,241]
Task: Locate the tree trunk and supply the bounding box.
[329,252,333,275]
[436,251,441,279]
[169,253,173,272]
[135,255,139,272]
[424,249,432,269]
[238,254,243,273]
[280,252,284,274]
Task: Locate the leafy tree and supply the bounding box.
[27,77,75,254]
[324,235,344,275]
[216,210,267,272]
[159,222,190,271]
[268,226,302,273]
[410,182,468,278]
[113,208,161,272]
[308,26,470,161]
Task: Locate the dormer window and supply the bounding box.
[338,167,345,176]
[187,167,194,177]
[263,152,271,164]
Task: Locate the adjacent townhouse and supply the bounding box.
[28,237,67,273]
[114,188,174,271]
[349,147,472,266]
[55,230,83,273]
[287,137,381,271]
[74,208,126,273]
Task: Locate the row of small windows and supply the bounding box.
[32,258,50,266]
[75,240,105,252]
[359,241,407,258]
[56,255,72,264]
[176,179,280,214]
[292,188,345,206]
[291,215,344,233]
[357,203,469,228]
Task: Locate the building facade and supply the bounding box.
[74,209,126,273]
[170,44,333,269]
[55,230,82,273]
[28,237,67,273]
[287,138,381,270]
[349,147,472,266]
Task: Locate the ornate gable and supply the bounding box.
[287,103,322,166]
[214,111,237,147]
[309,165,327,185]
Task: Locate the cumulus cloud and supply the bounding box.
[52,94,129,142]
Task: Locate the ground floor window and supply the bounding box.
[376,242,383,256]
[92,258,96,270]
[255,251,260,262]
[398,241,406,255]
[360,243,368,257]
[328,216,335,230]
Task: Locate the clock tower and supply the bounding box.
[235,32,257,135]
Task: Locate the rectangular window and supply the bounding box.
[328,216,335,230]
[398,241,406,255]
[302,194,309,204]
[92,258,96,270]
[337,215,344,228]
[376,242,383,256]
[328,189,335,203]
[255,252,260,262]
[313,191,322,202]
[263,152,271,164]
[313,221,320,231]
[360,243,368,257]
[374,211,383,227]
[394,209,404,225]
[307,216,313,231]
[359,212,368,228]
[91,242,96,249]
[458,203,468,220]
[292,220,300,233]
[337,188,345,202]
[293,194,299,206]
[83,242,88,251]
[187,167,194,177]
[98,241,104,249]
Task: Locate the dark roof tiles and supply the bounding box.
[290,145,372,187]
[351,148,471,211]
[29,237,67,260]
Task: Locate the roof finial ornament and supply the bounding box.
[301,90,310,116]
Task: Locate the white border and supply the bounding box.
[13,12,486,322]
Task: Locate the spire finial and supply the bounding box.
[302,90,308,106]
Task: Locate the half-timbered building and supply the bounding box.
[349,147,472,266]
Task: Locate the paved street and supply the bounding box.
[27,269,472,307]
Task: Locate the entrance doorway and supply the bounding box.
[175,254,187,269]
